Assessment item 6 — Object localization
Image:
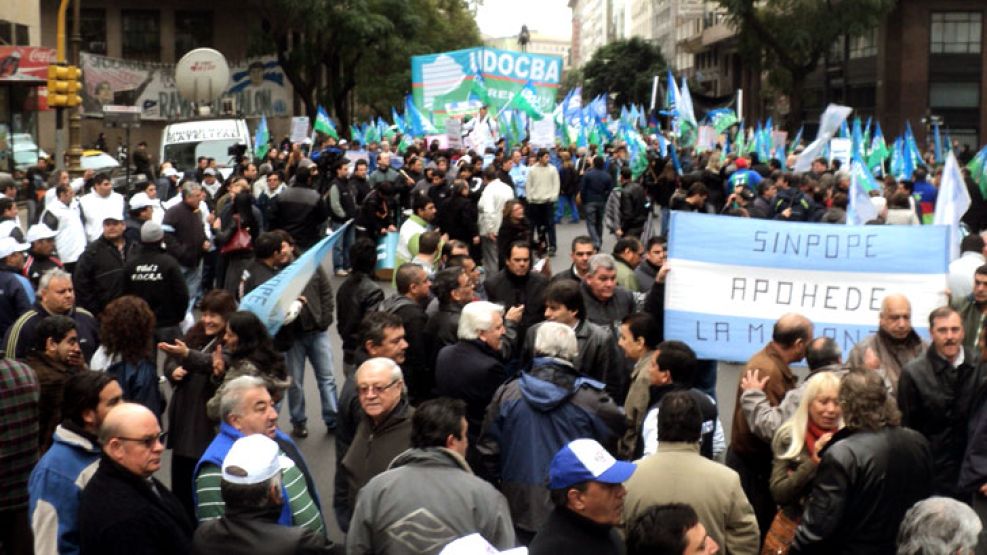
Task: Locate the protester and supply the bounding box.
[845,294,925,391]
[792,371,934,553]
[624,391,760,554]
[379,263,431,403]
[122,221,190,344]
[4,269,99,363]
[192,434,339,555]
[527,438,635,554]
[29,371,122,555]
[0,356,39,555]
[21,224,61,290]
[336,238,385,372]
[79,403,194,554]
[347,398,515,554]
[158,289,237,520]
[626,503,720,555]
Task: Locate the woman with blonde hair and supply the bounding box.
[762,370,843,554]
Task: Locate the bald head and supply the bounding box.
[99,403,164,478]
[772,313,813,363]
[879,294,913,340]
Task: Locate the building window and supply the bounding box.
[849,29,878,59]
[0,21,11,45]
[66,9,107,55]
[121,10,160,61]
[931,12,982,54]
[174,11,213,59]
[929,82,980,108]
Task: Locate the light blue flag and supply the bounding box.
[391,107,407,136]
[847,155,880,225]
[241,222,351,335]
[933,122,943,165]
[934,151,972,261]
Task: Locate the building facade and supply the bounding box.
[484,32,571,71]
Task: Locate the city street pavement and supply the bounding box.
[155,219,797,545]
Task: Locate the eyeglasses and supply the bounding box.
[357,378,401,397]
[116,431,167,448]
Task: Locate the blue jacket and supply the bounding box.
[477,357,625,533]
[579,168,613,204]
[0,265,34,342]
[28,423,101,555]
[195,423,299,526]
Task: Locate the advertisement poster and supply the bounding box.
[80,53,293,121]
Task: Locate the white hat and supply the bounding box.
[0,236,30,259]
[69,177,85,192]
[439,534,528,555]
[221,434,294,485]
[162,167,183,179]
[129,192,157,211]
[25,223,57,243]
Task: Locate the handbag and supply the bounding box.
[219,215,253,255]
[761,510,799,555]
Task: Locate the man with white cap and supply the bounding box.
[192,434,339,555]
[0,236,34,340]
[39,181,86,272]
[73,211,136,316]
[78,172,125,243]
[125,190,161,245]
[527,438,636,554]
[21,223,62,289]
[156,166,182,202]
[0,196,24,242]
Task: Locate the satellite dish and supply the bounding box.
[174,48,230,105]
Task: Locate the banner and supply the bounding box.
[445,118,462,149]
[289,116,310,143]
[241,221,350,335]
[80,53,292,120]
[829,138,852,169]
[0,46,54,83]
[411,47,563,125]
[529,118,555,149]
[664,213,948,362]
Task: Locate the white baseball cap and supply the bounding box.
[440,534,528,555]
[0,236,30,259]
[129,192,157,211]
[221,434,294,485]
[162,167,183,179]
[25,223,57,243]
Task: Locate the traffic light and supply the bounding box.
[47,64,83,108]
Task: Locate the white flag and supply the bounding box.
[847,159,879,225]
[794,104,853,173]
[934,151,972,261]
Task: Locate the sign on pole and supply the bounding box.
[529,118,555,149]
[290,116,310,143]
[664,212,948,362]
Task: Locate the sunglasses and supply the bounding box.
[116,431,168,448]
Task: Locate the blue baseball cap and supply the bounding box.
[548,439,636,489]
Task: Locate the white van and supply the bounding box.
[159,118,252,175]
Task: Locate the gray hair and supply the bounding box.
[220,472,283,510]
[897,496,981,555]
[355,357,404,384]
[534,322,579,362]
[181,180,203,197]
[39,268,72,292]
[457,301,504,341]
[218,375,268,422]
[587,253,616,276]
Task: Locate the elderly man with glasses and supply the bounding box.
[339,357,414,531]
[78,402,193,554]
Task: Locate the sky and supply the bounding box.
[475,0,572,40]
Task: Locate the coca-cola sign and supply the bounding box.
[0,46,55,83]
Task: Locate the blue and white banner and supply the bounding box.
[665,213,949,362]
[241,221,351,335]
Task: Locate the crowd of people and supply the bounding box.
[1,119,987,555]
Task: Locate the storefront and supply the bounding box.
[0,46,53,174]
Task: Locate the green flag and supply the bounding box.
[314,105,338,139]
[505,83,545,121]
[253,115,269,160]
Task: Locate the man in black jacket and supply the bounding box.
[73,215,136,317]
[617,173,647,239]
[793,371,933,553]
[485,241,547,342]
[898,306,984,500]
[192,434,338,555]
[163,182,209,315]
[122,221,188,345]
[335,238,384,373]
[378,263,431,404]
[79,403,194,554]
[266,166,330,251]
[423,266,476,370]
[579,156,613,249]
[326,158,356,276]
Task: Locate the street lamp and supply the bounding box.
[518,25,530,53]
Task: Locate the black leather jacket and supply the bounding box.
[192,503,339,555]
[791,426,933,554]
[335,271,384,365]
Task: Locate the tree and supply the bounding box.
[581,38,666,108]
[716,0,896,129]
[248,0,481,127]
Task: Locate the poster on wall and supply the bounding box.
[79,53,293,121]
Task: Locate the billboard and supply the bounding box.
[79,53,293,121]
[411,47,563,124]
